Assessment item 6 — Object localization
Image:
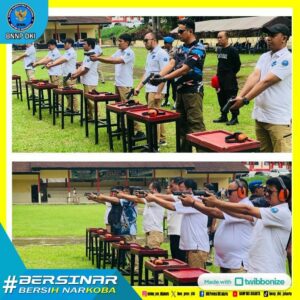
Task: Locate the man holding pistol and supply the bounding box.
[149,18,206,152]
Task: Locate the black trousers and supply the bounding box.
[169,235,187,262]
[165,79,176,102]
[217,88,239,117]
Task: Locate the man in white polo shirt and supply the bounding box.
[135,32,170,146]
[46,38,78,112]
[91,34,142,136]
[202,176,292,274]
[12,43,36,81]
[231,24,292,152]
[33,39,63,89]
[180,179,255,273]
[146,179,209,268]
[71,38,99,120]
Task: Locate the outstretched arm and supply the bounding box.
[145,193,175,211]
[203,195,261,219]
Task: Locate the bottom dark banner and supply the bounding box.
[0,225,140,300]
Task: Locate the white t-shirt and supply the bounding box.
[112,47,135,87]
[47,47,63,76]
[104,202,112,224]
[24,45,36,70]
[247,203,291,273]
[81,50,99,86]
[142,199,164,233]
[167,195,183,236]
[252,47,292,125]
[145,45,169,93]
[174,199,209,252]
[214,198,255,269]
[62,47,77,76]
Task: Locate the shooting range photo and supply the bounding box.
[12,161,292,286]
[11,15,292,153]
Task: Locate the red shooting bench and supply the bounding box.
[98,235,125,269]
[106,102,148,152]
[31,82,57,120]
[85,228,107,263]
[12,75,23,101]
[111,242,141,274]
[84,92,120,145]
[130,247,168,286]
[25,79,49,110]
[163,267,209,286]
[126,108,181,152]
[52,88,84,129]
[145,259,188,286]
[186,130,261,152]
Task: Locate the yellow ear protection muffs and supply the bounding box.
[277,177,290,202]
[225,132,248,143]
[235,179,247,198]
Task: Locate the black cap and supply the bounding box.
[262,23,291,37]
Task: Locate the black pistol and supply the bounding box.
[222,97,236,113]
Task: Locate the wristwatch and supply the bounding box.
[242,97,250,105]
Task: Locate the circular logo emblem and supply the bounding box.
[281,60,289,67]
[7,4,34,31]
[271,207,279,214]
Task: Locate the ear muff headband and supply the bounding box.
[277,177,289,202]
[235,179,247,198]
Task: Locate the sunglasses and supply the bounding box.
[178,29,186,34]
[264,188,278,195]
[225,189,238,197]
[143,38,154,43]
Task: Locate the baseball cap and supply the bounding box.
[163,36,174,44]
[248,180,263,193]
[262,23,291,37]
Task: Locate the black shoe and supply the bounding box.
[134,131,146,139]
[226,118,239,125]
[161,101,170,107]
[213,116,228,123]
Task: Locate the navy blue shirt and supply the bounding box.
[173,40,206,93]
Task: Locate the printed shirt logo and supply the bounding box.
[281,60,289,66]
[271,61,277,67]
[271,207,279,214]
[163,57,168,61]
[7,4,35,31]
[192,54,199,61]
[152,55,156,59]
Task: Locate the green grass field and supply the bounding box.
[12,48,259,152]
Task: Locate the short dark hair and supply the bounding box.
[178,18,195,33]
[47,39,57,46]
[150,180,161,193]
[65,38,74,46]
[119,33,132,44]
[111,185,124,191]
[145,31,158,41]
[84,38,96,49]
[184,179,197,190]
[171,177,184,185]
